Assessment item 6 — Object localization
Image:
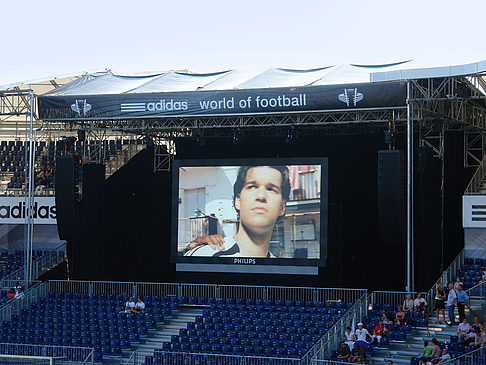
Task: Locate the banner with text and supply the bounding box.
[38,82,406,120]
[0,197,57,225]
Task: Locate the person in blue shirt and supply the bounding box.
[456,285,469,322]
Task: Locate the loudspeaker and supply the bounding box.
[55,156,76,241]
[378,150,405,246]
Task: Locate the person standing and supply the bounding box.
[456,285,468,323]
[435,283,446,324]
[446,283,457,326]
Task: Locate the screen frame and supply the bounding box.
[170,157,328,270]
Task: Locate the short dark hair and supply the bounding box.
[233,166,290,223]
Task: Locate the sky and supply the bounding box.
[1,0,486,86]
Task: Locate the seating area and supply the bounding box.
[0,292,176,362]
[459,257,486,290]
[0,249,64,282]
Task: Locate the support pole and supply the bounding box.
[407,81,414,292]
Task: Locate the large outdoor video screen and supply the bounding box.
[171,158,328,275]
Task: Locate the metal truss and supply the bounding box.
[153,134,176,172]
[0,90,32,117]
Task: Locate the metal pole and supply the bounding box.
[27,92,35,285]
[407,81,414,292]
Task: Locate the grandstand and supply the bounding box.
[0,60,485,364]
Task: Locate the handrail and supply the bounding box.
[0,243,66,287]
[465,154,486,194]
[442,344,485,364]
[427,249,464,314]
[0,281,49,323]
[301,292,370,364]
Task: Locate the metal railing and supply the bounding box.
[105,144,145,178]
[123,350,301,365]
[0,243,66,287]
[0,343,93,364]
[465,154,486,194]
[371,290,429,311]
[443,345,485,364]
[0,281,48,323]
[301,292,370,364]
[47,280,367,303]
[427,249,464,314]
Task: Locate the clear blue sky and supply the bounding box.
[2,0,486,86]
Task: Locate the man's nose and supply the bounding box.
[255,186,267,201]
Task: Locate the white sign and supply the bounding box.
[463,195,486,228]
[0,197,57,225]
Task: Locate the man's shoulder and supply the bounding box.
[184,238,238,257]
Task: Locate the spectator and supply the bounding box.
[420,358,432,365]
[473,327,486,348]
[396,306,406,328]
[344,326,356,350]
[336,341,350,361]
[471,316,484,333]
[382,308,394,325]
[457,318,471,339]
[431,348,451,364]
[429,338,442,360]
[6,289,15,300]
[456,285,468,322]
[14,282,23,295]
[453,277,463,291]
[403,294,414,314]
[446,283,457,326]
[373,319,388,346]
[414,293,427,319]
[122,296,136,313]
[387,361,394,365]
[418,340,432,360]
[355,322,372,345]
[133,296,145,314]
[349,343,364,364]
[434,283,446,324]
[13,287,24,300]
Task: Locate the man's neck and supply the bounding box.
[234,224,271,257]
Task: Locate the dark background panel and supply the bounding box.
[65,131,471,291]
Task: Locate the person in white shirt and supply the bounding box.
[13,288,24,300]
[446,283,457,326]
[133,297,145,314]
[355,323,372,345]
[431,348,451,364]
[122,296,136,313]
[344,326,356,350]
[414,293,427,319]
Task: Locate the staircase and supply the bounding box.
[114,306,204,365]
[368,299,481,364]
[105,144,145,179]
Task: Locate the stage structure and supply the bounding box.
[3,61,486,290]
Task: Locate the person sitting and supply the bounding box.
[473,327,486,348]
[471,316,484,333]
[420,358,433,365]
[355,322,372,345]
[403,294,414,315]
[453,277,463,292]
[373,320,388,346]
[431,348,451,364]
[418,340,432,360]
[457,318,471,339]
[414,293,427,319]
[336,341,350,361]
[344,326,356,350]
[349,343,364,364]
[396,306,406,328]
[382,308,394,325]
[133,297,145,314]
[429,338,442,360]
[121,296,136,313]
[6,289,15,300]
[14,282,23,295]
[13,287,24,300]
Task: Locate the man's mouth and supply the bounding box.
[251,207,268,213]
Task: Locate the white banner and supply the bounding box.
[0,197,57,225]
[463,195,486,228]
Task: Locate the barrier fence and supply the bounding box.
[124,350,301,365]
[0,343,93,364]
[443,345,485,364]
[48,280,367,304]
[301,292,370,364]
[370,291,430,311]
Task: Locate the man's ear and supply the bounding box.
[235,195,240,211]
[279,200,287,216]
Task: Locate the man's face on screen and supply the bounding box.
[235,166,286,235]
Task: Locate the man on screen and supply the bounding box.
[184,165,290,257]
